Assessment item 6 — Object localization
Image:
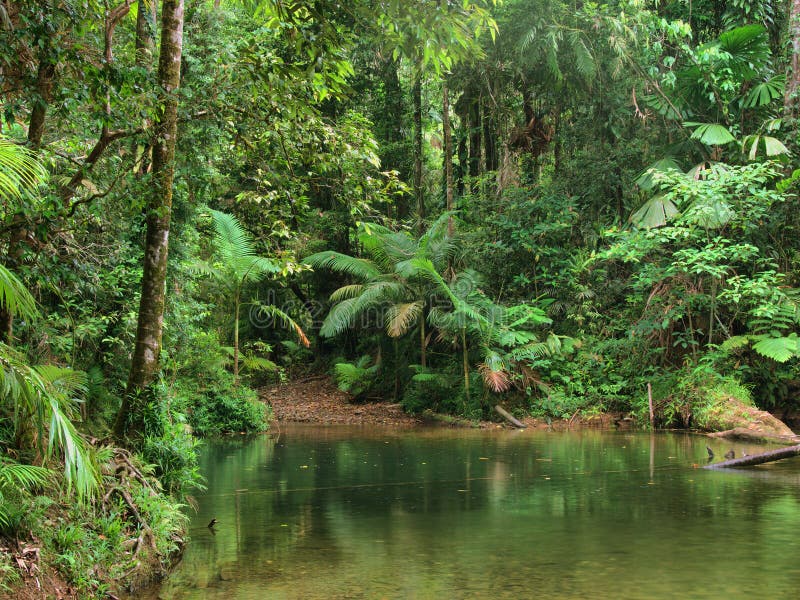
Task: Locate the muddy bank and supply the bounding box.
[262,376,425,427]
[260,376,629,430]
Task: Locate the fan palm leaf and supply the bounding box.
[329,284,366,303]
[209,209,280,282]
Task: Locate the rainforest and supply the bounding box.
[3,0,800,598]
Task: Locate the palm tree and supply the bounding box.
[200,210,309,380]
[304,213,456,366]
[422,267,564,401]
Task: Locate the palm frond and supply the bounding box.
[0,344,98,499]
[240,354,279,372]
[0,263,38,322]
[478,351,511,393]
[304,250,383,280]
[329,284,365,303]
[0,137,48,200]
[385,301,423,338]
[210,209,256,259]
[253,304,311,347]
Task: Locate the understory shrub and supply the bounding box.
[186,373,267,436]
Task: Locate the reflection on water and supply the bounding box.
[143,425,800,599]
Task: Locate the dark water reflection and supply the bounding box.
[143,425,800,599]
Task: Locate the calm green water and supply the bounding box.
[146,425,800,599]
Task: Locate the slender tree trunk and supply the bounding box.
[233,290,240,381]
[116,0,184,438]
[413,76,424,234]
[462,327,470,404]
[419,316,427,368]
[136,0,158,67]
[483,99,496,172]
[468,96,481,180]
[786,0,800,128]
[443,83,454,235]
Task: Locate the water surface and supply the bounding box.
[147,425,800,599]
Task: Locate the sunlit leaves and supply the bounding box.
[0,137,48,201]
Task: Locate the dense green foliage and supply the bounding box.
[2,0,800,593]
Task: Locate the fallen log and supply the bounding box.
[495,405,526,429]
[704,444,800,469]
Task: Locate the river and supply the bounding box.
[143,424,800,599]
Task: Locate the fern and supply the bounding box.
[334,356,378,396]
[752,334,800,363]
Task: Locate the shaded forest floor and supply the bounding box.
[260,376,623,430]
[262,376,425,427]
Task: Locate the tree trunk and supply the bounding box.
[704,445,800,469]
[233,289,240,382]
[135,0,158,175]
[27,59,55,149]
[468,96,481,180]
[136,0,158,67]
[462,327,470,404]
[116,0,184,438]
[495,405,526,429]
[483,99,496,172]
[786,0,800,126]
[443,83,454,235]
[1,41,55,342]
[413,75,424,234]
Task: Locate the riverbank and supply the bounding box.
[261,376,623,430]
[1,449,187,600]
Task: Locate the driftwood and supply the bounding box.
[494,405,526,429]
[707,428,800,446]
[704,444,800,469]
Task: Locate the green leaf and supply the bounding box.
[752,335,800,362]
[685,122,736,146]
[630,194,679,228]
[635,158,683,190]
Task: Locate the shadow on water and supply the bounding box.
[139,425,800,600]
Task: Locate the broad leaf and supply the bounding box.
[685,122,736,146]
[630,194,679,228]
[752,335,800,363]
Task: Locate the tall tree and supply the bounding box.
[115,0,184,437]
[786,0,800,125]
